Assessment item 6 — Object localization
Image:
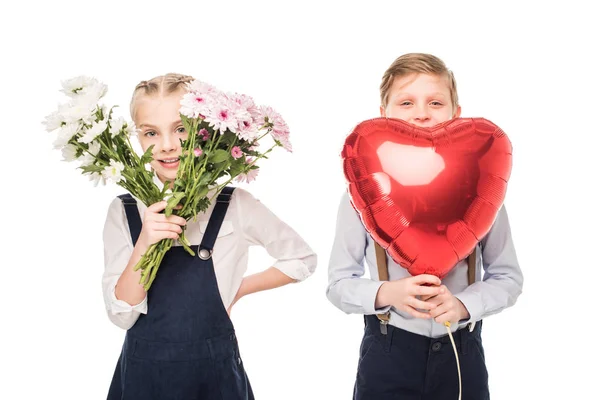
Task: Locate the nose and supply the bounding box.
[159,132,177,153]
[413,105,430,124]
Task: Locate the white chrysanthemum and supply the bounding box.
[102,160,125,183]
[88,141,101,156]
[124,121,137,136]
[98,104,110,119]
[61,144,79,162]
[78,119,108,144]
[61,76,107,101]
[109,116,125,137]
[79,152,95,167]
[81,83,108,104]
[61,76,97,96]
[52,123,81,149]
[42,111,64,132]
[85,171,106,187]
[60,101,97,125]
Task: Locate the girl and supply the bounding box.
[103,73,317,399]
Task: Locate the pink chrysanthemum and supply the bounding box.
[258,106,292,152]
[204,94,249,134]
[193,148,203,157]
[231,146,243,159]
[198,128,210,141]
[180,91,214,119]
[230,92,261,122]
[237,119,260,141]
[235,158,260,183]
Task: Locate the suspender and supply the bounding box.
[374,243,478,333]
[118,193,141,245]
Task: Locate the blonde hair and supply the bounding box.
[130,73,195,119]
[380,53,459,112]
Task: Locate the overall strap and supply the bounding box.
[198,186,235,260]
[467,247,477,285]
[374,243,391,332]
[117,194,142,245]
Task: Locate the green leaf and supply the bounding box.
[209,149,230,164]
[80,164,103,174]
[197,172,212,187]
[165,191,185,216]
[140,145,155,164]
[180,114,192,127]
[221,131,237,145]
[197,186,209,199]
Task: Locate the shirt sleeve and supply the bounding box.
[101,197,148,330]
[326,192,391,315]
[454,204,524,324]
[236,188,317,281]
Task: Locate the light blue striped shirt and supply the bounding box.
[326,192,524,338]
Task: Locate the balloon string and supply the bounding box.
[445,321,462,400]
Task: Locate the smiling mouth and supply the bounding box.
[158,158,180,168]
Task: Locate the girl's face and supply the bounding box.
[135,91,188,184]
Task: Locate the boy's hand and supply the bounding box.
[375,275,444,319]
[424,285,470,324]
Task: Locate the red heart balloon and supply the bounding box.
[341,117,512,278]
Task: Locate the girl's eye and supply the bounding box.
[176,127,187,134]
[144,131,157,137]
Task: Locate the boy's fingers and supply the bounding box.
[409,298,437,310]
[401,306,431,320]
[429,302,451,319]
[420,294,436,302]
[411,274,442,286]
[414,285,442,297]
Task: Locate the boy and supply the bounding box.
[326,53,523,400]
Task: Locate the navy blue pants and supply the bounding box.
[354,315,489,400]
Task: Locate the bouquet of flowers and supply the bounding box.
[44,76,291,290]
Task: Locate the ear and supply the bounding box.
[453,105,462,118]
[380,106,386,118]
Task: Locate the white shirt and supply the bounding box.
[326,192,523,338]
[102,187,317,330]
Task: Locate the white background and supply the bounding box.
[1,0,598,399]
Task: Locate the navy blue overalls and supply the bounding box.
[107,187,254,400]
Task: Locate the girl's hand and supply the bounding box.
[137,201,187,250]
[227,279,248,316]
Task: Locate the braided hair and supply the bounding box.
[129,73,195,119]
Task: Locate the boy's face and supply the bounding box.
[380,73,461,128]
[135,90,188,184]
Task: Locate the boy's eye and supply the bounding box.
[399,101,412,106]
[430,101,443,106]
